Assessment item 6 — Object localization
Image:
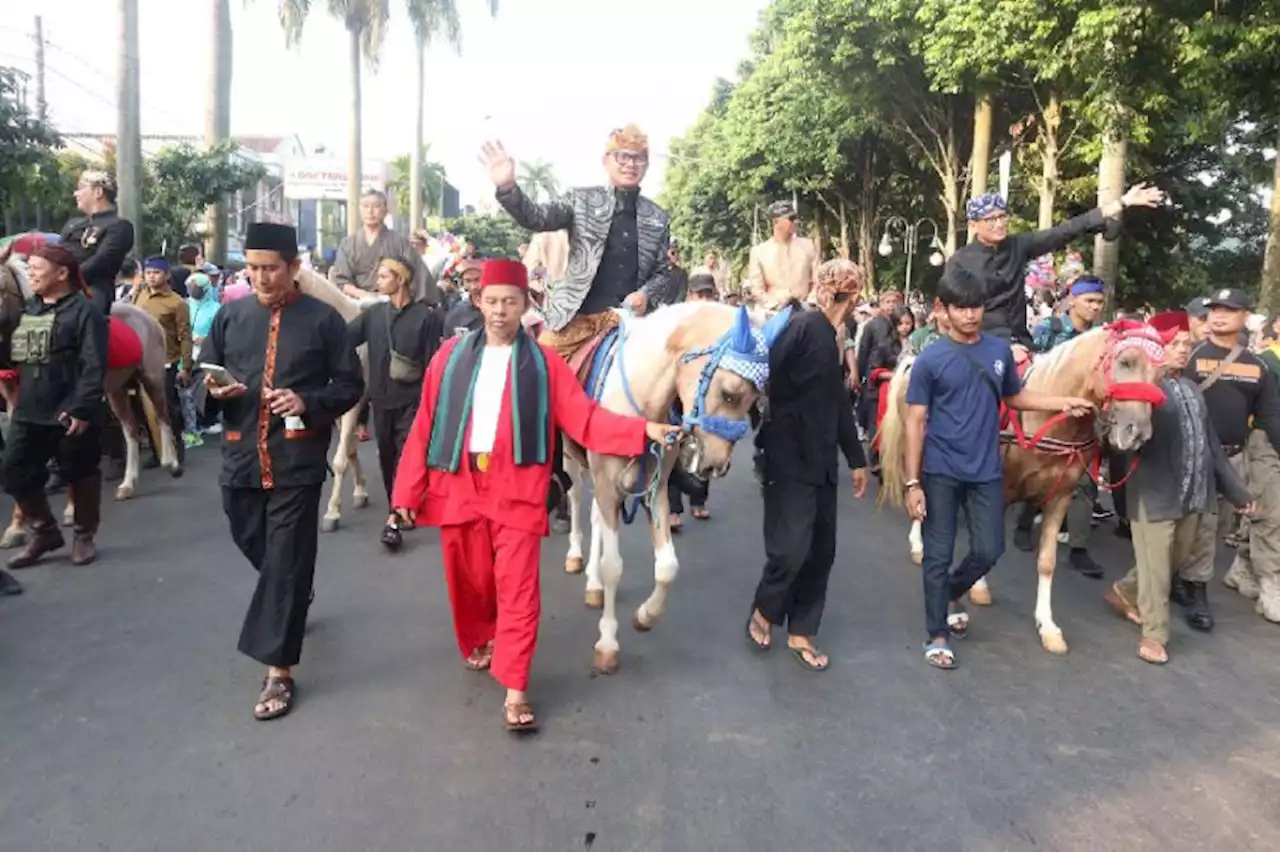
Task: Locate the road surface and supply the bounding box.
[3,442,1279,851]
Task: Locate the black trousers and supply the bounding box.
[372,402,417,506]
[668,468,708,515]
[223,484,322,668]
[752,477,838,636]
[164,365,185,463]
[2,420,101,498]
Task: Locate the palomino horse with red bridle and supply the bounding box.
[877,322,1167,653]
[562,302,785,673]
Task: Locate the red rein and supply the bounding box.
[1005,326,1167,502]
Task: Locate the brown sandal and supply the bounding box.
[254,675,295,721]
[1103,583,1142,626]
[1137,638,1168,665]
[504,700,539,733]
[464,642,494,671]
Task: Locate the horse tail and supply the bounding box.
[876,356,914,511]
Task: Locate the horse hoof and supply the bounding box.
[320,517,338,533]
[593,649,619,675]
[353,494,369,509]
[169,465,183,479]
[0,528,27,549]
[910,549,923,566]
[632,612,652,633]
[114,486,134,501]
[565,556,584,574]
[585,589,604,609]
[1041,632,1069,654]
[969,585,993,606]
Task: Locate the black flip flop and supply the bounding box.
[789,644,829,672]
[745,613,771,652]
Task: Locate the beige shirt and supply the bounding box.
[747,236,818,307]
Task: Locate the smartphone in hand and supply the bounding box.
[200,363,237,387]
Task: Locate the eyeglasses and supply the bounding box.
[611,151,649,167]
[981,214,1010,225]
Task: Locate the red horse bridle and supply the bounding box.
[1004,321,1167,501]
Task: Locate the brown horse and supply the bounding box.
[878,325,1165,653]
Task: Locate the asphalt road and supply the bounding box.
[3,440,1280,852]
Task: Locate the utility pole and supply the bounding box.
[204,0,233,264]
[33,16,47,121]
[116,0,143,250]
[33,16,48,230]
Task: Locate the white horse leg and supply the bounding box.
[593,495,624,675]
[139,374,179,475]
[322,408,356,532]
[1035,497,1071,654]
[635,478,678,632]
[565,454,584,574]
[112,391,141,501]
[350,439,369,509]
[584,498,605,609]
[908,518,923,565]
[1,504,27,548]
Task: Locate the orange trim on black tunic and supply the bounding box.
[257,307,282,490]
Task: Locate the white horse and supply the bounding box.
[563,302,784,673]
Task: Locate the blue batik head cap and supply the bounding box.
[966,193,1008,222]
[720,305,774,391]
[143,256,170,273]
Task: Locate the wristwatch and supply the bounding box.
[904,479,921,492]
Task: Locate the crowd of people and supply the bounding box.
[2,123,1277,735]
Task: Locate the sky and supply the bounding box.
[5,0,769,206]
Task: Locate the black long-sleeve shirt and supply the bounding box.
[60,208,135,308]
[10,293,108,427]
[579,188,640,315]
[1187,340,1280,453]
[347,300,444,410]
[761,305,867,485]
[945,208,1120,347]
[203,293,364,489]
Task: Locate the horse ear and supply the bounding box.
[729,304,755,353]
[761,305,793,348]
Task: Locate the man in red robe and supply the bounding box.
[393,258,679,733]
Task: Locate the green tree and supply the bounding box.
[142,141,265,256]
[517,159,559,203]
[388,147,446,218]
[0,67,62,235]
[443,212,529,258]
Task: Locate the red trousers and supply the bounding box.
[440,518,542,691]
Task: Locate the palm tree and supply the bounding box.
[278,1,390,236]
[517,159,559,203]
[405,0,499,231]
[204,0,232,263]
[388,147,446,219]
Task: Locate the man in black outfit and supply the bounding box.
[59,170,135,316]
[347,255,445,550]
[747,259,870,671]
[946,184,1162,363]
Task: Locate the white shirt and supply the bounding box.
[468,344,513,453]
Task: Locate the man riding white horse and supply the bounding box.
[479,124,683,523]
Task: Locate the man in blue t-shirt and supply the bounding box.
[903,266,1094,670]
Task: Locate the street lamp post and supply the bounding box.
[877,216,945,300]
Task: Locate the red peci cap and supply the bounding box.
[479,258,528,291]
[1147,311,1190,343]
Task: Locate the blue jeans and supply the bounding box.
[921,474,1006,639]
